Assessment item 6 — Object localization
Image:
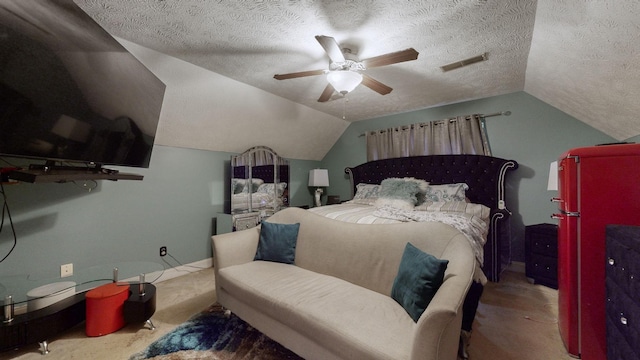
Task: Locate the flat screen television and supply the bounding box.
[0,0,165,170]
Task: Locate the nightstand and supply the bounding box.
[217,212,261,234]
[525,223,558,289]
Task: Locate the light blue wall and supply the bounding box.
[0,146,319,279]
[624,134,640,143]
[0,91,620,278]
[320,92,615,261]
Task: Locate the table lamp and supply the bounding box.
[308,169,329,207]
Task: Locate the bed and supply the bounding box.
[311,154,518,282]
[307,154,518,357]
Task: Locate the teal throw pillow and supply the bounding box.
[375,177,429,210]
[391,242,449,322]
[254,221,300,264]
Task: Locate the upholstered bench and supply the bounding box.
[85,283,130,337]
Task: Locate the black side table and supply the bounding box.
[1,292,86,355]
[123,283,156,330]
[525,223,558,289]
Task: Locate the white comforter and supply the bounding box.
[231,193,282,211]
[309,201,489,265]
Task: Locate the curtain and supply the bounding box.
[365,114,491,161]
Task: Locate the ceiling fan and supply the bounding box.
[274,35,419,102]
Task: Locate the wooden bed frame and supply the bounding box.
[345,154,518,282]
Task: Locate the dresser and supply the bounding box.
[525,223,558,289]
[605,225,640,360]
[217,210,276,234]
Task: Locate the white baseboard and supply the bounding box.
[145,257,213,284]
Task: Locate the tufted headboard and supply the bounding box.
[233,165,289,184]
[344,154,518,282]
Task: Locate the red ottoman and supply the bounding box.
[85,283,130,336]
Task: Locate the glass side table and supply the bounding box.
[0,261,163,354]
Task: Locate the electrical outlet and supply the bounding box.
[60,263,73,278]
[159,246,167,257]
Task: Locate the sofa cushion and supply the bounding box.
[254,221,300,264]
[391,242,449,322]
[218,261,414,360]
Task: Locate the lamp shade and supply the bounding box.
[308,169,329,187]
[327,71,362,94]
[547,161,558,191]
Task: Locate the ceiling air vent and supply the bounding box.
[440,53,488,72]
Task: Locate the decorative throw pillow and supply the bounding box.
[350,183,381,205]
[424,183,469,202]
[254,221,300,264]
[242,178,264,193]
[391,242,449,322]
[232,178,246,194]
[256,182,287,197]
[374,177,429,210]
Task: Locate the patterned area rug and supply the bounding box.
[130,303,303,360]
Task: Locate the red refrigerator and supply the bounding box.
[554,143,640,359]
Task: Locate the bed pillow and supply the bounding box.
[256,182,287,197]
[242,178,264,193]
[424,183,469,202]
[350,183,381,205]
[231,178,246,194]
[391,242,449,322]
[254,221,300,264]
[374,177,429,210]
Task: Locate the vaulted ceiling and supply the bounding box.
[2,0,639,148]
[71,0,640,141]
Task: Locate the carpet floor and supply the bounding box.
[1,265,574,360]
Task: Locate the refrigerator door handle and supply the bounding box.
[560,209,580,217]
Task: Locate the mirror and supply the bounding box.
[230,146,289,214]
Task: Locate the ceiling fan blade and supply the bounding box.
[274,69,325,80]
[361,74,393,95]
[315,35,346,64]
[317,83,336,102]
[362,48,419,69]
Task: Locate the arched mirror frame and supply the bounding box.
[230,146,289,214]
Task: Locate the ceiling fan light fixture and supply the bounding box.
[327,70,363,94]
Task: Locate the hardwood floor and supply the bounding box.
[468,269,574,360]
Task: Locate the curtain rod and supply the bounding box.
[483,111,511,118]
[358,111,511,137]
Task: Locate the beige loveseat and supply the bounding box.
[212,207,475,360]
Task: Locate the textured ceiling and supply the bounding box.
[525,1,640,140]
[75,0,536,121]
[12,0,640,141]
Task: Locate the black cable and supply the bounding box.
[71,179,98,192]
[160,252,209,273]
[0,181,17,263]
[168,253,209,269]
